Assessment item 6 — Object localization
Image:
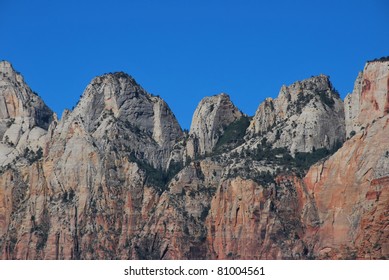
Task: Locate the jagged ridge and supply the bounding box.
[0,58,388,260]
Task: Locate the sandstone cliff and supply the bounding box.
[57,72,183,169]
[345,59,389,136]
[302,114,389,259]
[247,74,345,154]
[0,61,53,167]
[0,58,388,260]
[186,93,243,158]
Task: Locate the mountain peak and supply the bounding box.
[0,60,14,71]
[73,71,148,120]
[287,74,335,95]
[248,74,345,154]
[186,92,242,157]
[90,71,138,87]
[197,92,233,106]
[0,60,13,73]
[0,61,53,125]
[0,60,24,85]
[1,57,389,260]
[345,59,389,136]
[0,61,53,166]
[62,71,183,169]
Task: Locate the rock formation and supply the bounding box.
[0,61,53,167]
[247,74,345,154]
[186,93,243,158]
[0,58,388,260]
[302,114,389,259]
[345,59,389,137]
[61,72,183,169]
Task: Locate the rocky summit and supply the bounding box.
[0,57,388,260]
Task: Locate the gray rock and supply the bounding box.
[0,61,53,166]
[345,60,389,137]
[186,93,242,158]
[50,72,183,170]
[247,75,345,154]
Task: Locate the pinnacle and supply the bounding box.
[91,71,138,86]
[0,60,17,77]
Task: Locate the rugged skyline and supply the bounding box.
[0,57,388,259]
[2,0,389,129]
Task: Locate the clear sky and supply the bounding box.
[1,0,388,129]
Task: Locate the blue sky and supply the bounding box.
[1,0,388,129]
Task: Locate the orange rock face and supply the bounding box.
[1,59,389,260]
[301,115,389,259]
[206,176,310,259]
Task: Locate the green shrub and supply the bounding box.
[295,92,313,113]
[367,56,389,63]
[318,90,335,108]
[23,147,43,164]
[213,116,250,154]
[128,152,183,194]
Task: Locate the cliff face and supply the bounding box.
[247,75,345,154]
[345,60,389,136]
[0,61,53,167]
[0,58,388,260]
[186,94,243,158]
[0,66,181,259]
[56,72,183,169]
[302,60,389,259]
[302,115,389,259]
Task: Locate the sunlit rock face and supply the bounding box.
[0,59,388,260]
[186,93,243,159]
[0,61,53,167]
[345,60,389,137]
[247,74,345,155]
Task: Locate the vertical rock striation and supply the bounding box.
[345,60,389,137]
[0,61,53,166]
[186,93,243,158]
[0,58,388,260]
[247,75,345,154]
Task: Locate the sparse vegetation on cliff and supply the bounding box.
[367,56,389,63]
[213,116,251,154]
[0,57,388,260]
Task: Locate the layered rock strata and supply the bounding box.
[0,58,388,260]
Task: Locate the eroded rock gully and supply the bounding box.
[0,58,388,259]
